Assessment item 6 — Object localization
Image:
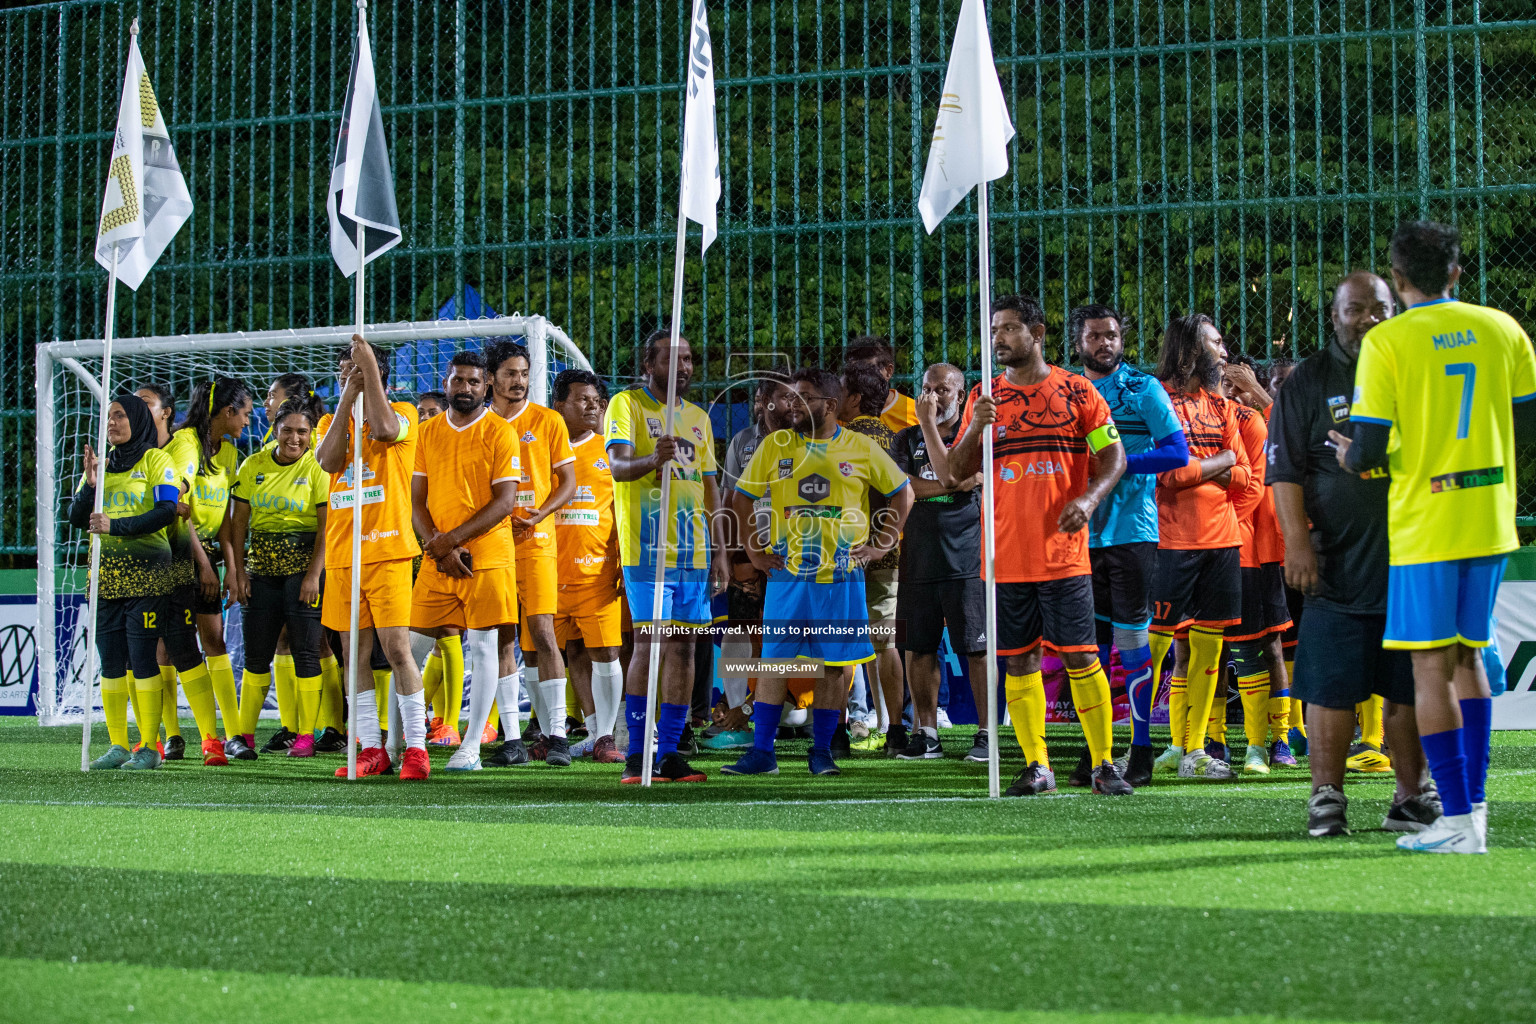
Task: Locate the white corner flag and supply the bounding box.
[679,0,721,251]
[327,3,401,276]
[917,0,1015,234]
[95,30,192,290]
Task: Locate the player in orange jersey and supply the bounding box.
[409,351,523,774]
[485,340,578,766]
[550,369,626,763]
[315,335,429,780]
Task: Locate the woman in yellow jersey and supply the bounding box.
[163,376,253,750]
[135,383,230,767]
[226,397,330,759]
[262,373,321,449]
[70,395,182,771]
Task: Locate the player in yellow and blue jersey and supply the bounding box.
[722,367,914,778]
[605,330,730,783]
[1340,221,1536,854]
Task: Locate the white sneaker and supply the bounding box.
[1472,801,1488,846]
[1178,750,1234,779]
[444,745,483,772]
[568,734,596,759]
[936,708,953,729]
[1396,813,1486,854]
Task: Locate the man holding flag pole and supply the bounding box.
[79,18,193,772]
[315,0,424,781]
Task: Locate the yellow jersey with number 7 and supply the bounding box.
[1350,298,1536,565]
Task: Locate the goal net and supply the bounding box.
[34,314,591,726]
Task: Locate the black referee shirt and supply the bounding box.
[1268,340,1393,614]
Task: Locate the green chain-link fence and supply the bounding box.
[3,0,1535,557]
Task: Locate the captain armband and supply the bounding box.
[1086,423,1121,453]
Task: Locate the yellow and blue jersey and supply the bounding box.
[232,447,329,576]
[167,427,239,544]
[1351,298,1536,565]
[734,426,909,585]
[78,447,180,600]
[604,387,718,571]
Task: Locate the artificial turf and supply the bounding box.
[1,717,1534,1024]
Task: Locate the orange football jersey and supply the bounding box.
[1155,385,1250,551]
[503,401,576,557]
[554,431,618,583]
[413,408,521,568]
[324,401,423,568]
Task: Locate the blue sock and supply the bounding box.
[624,694,648,757]
[1122,644,1153,748]
[752,702,783,754]
[1421,728,1472,817]
[812,707,841,752]
[1459,697,1493,805]
[1097,642,1114,672]
[657,702,688,757]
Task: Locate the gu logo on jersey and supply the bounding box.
[646,417,663,439]
[838,461,854,477]
[522,431,536,444]
[1328,395,1351,423]
[798,473,831,502]
[777,458,794,479]
[675,439,697,461]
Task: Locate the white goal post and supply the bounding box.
[34,314,591,726]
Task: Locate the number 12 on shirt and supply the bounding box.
[1446,362,1476,440]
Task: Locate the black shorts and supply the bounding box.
[1090,541,1156,645]
[1150,546,1241,632]
[1292,602,1414,708]
[996,575,1097,656]
[96,594,166,679]
[324,626,392,671]
[1228,563,1294,642]
[193,543,224,616]
[897,576,987,655]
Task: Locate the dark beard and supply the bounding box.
[1081,351,1120,375]
[1195,348,1223,392]
[451,393,482,413]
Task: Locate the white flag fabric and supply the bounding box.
[679,0,721,251]
[95,33,193,290]
[917,0,1015,234]
[327,7,401,276]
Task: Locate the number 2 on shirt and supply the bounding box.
[1446,362,1476,440]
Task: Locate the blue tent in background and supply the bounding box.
[390,285,510,393]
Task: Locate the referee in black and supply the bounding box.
[1269,271,1438,837]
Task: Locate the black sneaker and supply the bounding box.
[314,726,347,752]
[963,731,989,762]
[521,717,541,744]
[262,728,298,753]
[567,716,589,740]
[1307,785,1350,837]
[830,722,852,759]
[484,739,530,767]
[225,736,258,761]
[677,723,699,757]
[1123,744,1156,788]
[163,735,186,761]
[1383,791,1443,832]
[896,731,943,759]
[1091,760,1135,795]
[621,752,647,783]
[655,751,707,782]
[1004,762,1057,796]
[545,735,572,767]
[883,724,909,758]
[1067,749,1094,788]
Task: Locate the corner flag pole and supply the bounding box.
[977,186,1001,800]
[640,208,689,788]
[79,242,119,772]
[346,221,365,781]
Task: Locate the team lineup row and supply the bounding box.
[72,221,1535,848]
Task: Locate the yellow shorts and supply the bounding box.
[411,562,518,631]
[321,558,414,631]
[554,578,624,650]
[516,551,558,619]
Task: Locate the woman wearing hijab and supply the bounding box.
[69,394,182,771]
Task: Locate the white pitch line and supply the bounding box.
[0,794,1061,812]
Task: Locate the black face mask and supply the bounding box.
[105,393,159,475]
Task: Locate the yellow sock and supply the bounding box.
[1182,628,1225,751]
[1209,695,1228,748]
[273,654,298,733]
[373,669,392,736]
[1268,695,1290,744]
[423,650,444,718]
[439,635,464,735]
[207,653,239,740]
[1357,694,1385,749]
[1286,660,1305,737]
[1238,672,1271,748]
[1067,661,1114,765]
[101,675,131,749]
[487,702,501,736]
[1004,671,1048,767]
[297,674,323,736]
[131,673,165,749]
[239,670,271,738]
[1168,674,1188,751]
[158,666,181,739]
[318,654,343,732]
[179,662,219,742]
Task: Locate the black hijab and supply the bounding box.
[105,392,158,474]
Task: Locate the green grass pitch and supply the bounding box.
[2,717,1535,1024]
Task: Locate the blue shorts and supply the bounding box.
[1385,554,1507,650]
[621,565,712,629]
[761,577,874,667]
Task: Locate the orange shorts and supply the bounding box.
[321,558,413,631]
[411,562,518,631]
[516,551,558,619]
[554,577,624,650]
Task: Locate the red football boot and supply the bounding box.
[399,747,431,780]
